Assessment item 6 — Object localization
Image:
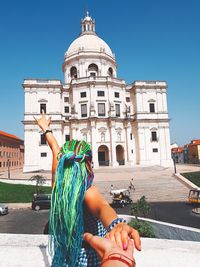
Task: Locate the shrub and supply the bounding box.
[128,219,155,238]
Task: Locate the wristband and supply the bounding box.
[107,217,126,232]
[101,253,135,267]
[43,129,52,136]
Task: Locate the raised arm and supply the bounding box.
[34,111,60,186]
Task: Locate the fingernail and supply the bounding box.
[123,243,127,250]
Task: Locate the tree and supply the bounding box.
[131,195,151,218]
[129,196,155,238]
[29,175,47,195]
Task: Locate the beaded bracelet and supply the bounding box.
[107,217,126,232]
[101,253,135,267]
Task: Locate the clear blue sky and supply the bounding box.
[0,0,199,146]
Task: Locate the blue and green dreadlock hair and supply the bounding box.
[49,139,94,267]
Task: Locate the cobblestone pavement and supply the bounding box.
[1,164,200,203]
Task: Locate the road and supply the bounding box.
[0,209,49,234]
[0,201,199,234]
[115,201,200,229]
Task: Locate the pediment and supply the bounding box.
[38,99,48,103]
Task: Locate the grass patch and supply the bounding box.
[0,182,52,203]
[181,172,200,187]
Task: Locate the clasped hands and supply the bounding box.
[84,222,141,266]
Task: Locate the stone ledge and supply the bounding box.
[0,234,200,267]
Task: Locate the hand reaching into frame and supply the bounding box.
[84,232,135,266]
[33,109,51,132]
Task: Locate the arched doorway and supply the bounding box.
[98,145,109,166]
[116,145,125,165]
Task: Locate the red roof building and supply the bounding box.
[0,130,24,174]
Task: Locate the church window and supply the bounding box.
[108,67,113,77]
[153,148,158,152]
[81,104,87,117]
[41,152,47,157]
[65,135,70,141]
[40,103,46,114]
[0,162,1,168]
[88,64,98,76]
[98,103,105,116]
[97,91,105,97]
[64,97,69,102]
[64,106,69,113]
[70,66,77,79]
[126,97,130,102]
[115,92,120,98]
[130,133,133,140]
[40,134,47,145]
[80,92,87,98]
[151,131,158,142]
[115,104,120,117]
[149,103,155,113]
[90,72,96,77]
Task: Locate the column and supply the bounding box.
[90,120,99,168]
[71,125,78,140]
[125,121,134,165]
[109,120,118,167]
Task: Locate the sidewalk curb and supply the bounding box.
[6,203,31,209]
[173,173,198,189]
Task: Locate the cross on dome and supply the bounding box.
[81,11,95,34]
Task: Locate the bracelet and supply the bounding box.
[101,253,135,267]
[107,217,126,232]
[43,129,52,136]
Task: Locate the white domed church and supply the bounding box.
[23,13,172,172]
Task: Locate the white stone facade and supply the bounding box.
[23,13,172,172]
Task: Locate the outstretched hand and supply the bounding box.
[84,232,135,266]
[106,223,141,251]
[33,109,51,132]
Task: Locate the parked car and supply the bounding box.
[32,194,51,211]
[0,203,9,215]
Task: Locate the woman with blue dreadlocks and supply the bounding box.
[34,111,141,267]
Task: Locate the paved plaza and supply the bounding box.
[1,164,200,203]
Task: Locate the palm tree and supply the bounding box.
[29,175,47,195]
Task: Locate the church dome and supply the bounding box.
[67,33,113,57]
[65,12,114,59]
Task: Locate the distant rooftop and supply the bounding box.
[0,130,23,141]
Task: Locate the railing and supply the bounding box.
[117,160,125,165]
[99,160,109,166]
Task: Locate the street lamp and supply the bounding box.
[7,158,10,179]
[172,153,177,174]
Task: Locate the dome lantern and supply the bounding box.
[81,11,95,35]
